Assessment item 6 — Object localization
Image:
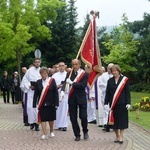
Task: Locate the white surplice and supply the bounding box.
[86,85,96,122]
[52,71,69,129]
[98,72,113,125]
[20,67,41,124]
[95,76,104,126]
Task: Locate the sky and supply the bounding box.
[75,0,150,27]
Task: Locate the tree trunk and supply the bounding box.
[16,49,21,82]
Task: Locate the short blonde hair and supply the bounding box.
[111,64,121,74]
[40,67,49,74]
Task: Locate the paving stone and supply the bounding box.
[0,98,149,150]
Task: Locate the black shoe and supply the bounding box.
[114,140,119,143]
[102,128,106,131]
[62,127,67,131]
[119,141,123,144]
[98,125,103,127]
[35,124,40,131]
[30,123,35,130]
[84,133,89,140]
[88,120,97,124]
[106,128,110,132]
[75,136,81,141]
[24,123,30,126]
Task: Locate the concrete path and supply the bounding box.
[0,99,149,150]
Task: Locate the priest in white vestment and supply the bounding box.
[84,65,97,124]
[20,58,41,131]
[52,62,69,131]
[95,76,104,127]
[86,85,97,124]
[99,63,114,131]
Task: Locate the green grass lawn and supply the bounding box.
[129,92,150,130]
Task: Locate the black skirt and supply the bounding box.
[39,106,56,122]
[113,104,128,129]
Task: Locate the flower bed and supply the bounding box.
[132,97,150,111]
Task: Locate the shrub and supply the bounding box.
[132,97,150,111]
[130,83,150,92]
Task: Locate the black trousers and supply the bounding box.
[2,89,10,103]
[69,103,88,137]
[11,87,21,104]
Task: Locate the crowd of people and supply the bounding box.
[0,58,131,144]
[0,70,22,104]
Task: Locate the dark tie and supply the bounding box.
[75,71,77,76]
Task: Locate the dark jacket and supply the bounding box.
[10,75,20,91]
[104,75,131,107]
[33,78,59,108]
[1,76,11,91]
[62,70,89,105]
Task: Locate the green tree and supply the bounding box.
[41,0,69,67]
[97,26,107,66]
[102,14,140,73]
[80,13,91,39]
[0,0,63,74]
[34,0,79,67]
[128,13,150,83]
[65,0,79,62]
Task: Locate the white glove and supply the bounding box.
[126,104,131,110]
[66,78,73,85]
[60,91,65,102]
[104,105,109,111]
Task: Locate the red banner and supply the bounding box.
[81,18,102,89]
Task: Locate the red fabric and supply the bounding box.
[108,110,114,125]
[80,22,93,67]
[80,19,101,89]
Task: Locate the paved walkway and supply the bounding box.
[0,99,149,150]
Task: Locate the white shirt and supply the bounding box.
[42,77,49,88]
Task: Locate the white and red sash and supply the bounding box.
[38,77,53,123]
[68,69,85,98]
[108,76,128,125]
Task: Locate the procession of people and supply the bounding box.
[0,56,131,145]
[0,10,131,144]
